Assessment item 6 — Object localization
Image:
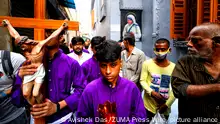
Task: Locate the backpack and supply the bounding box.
[1,50,14,79]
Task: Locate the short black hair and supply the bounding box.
[123,33,135,46]
[118,39,123,42]
[71,36,85,45]
[91,36,105,48]
[154,38,170,47]
[96,40,122,62]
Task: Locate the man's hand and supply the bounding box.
[158,104,168,114]
[31,99,57,119]
[18,60,37,78]
[2,20,9,27]
[151,91,166,104]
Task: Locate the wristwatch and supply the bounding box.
[56,103,60,112]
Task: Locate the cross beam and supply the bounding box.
[0,16,79,30]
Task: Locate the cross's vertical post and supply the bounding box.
[197,0,203,25]
[34,0,46,40]
[34,0,46,123]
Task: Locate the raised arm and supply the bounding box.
[2,20,21,43]
[38,22,68,47]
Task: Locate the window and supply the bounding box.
[170,0,220,40]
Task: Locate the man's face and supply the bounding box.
[84,39,91,49]
[154,42,170,60]
[154,43,169,53]
[187,27,213,60]
[99,59,121,84]
[45,30,59,48]
[123,40,129,51]
[20,44,34,58]
[59,35,65,45]
[73,42,83,55]
[47,37,59,48]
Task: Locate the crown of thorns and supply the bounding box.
[17,36,29,46]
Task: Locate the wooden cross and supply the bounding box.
[0,0,79,40]
[0,0,79,123]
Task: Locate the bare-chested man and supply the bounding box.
[3,20,68,105]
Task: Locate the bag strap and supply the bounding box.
[127,24,135,33]
[1,51,14,79]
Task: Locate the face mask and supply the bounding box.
[154,48,170,60]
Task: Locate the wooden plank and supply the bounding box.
[0,16,79,30]
[170,0,186,39]
[34,0,46,40]
[197,0,204,25]
[34,0,46,123]
[91,9,95,28]
[170,0,174,38]
[34,0,45,19]
[212,0,218,22]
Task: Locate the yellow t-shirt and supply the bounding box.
[140,59,175,115]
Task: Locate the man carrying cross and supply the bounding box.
[4,20,85,123]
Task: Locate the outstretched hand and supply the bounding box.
[62,22,68,30]
[2,19,10,27]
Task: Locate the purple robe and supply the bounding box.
[81,56,102,84]
[83,49,90,54]
[76,76,147,123]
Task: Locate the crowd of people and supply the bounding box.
[0,18,219,124]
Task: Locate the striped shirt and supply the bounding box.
[171,55,220,121]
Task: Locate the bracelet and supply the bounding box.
[56,103,60,112]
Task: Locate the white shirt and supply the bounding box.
[68,52,92,65]
[0,51,26,124]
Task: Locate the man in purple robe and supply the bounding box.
[81,36,105,84]
[11,28,85,123]
[77,40,146,123]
